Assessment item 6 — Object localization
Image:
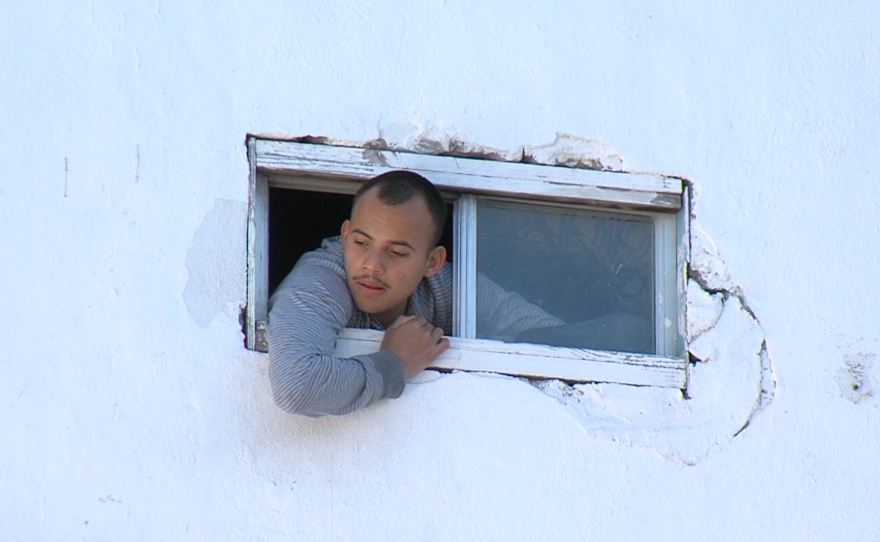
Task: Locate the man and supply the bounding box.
[268,170,561,417]
[268,171,453,417]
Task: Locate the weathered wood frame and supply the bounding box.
[246,136,689,388]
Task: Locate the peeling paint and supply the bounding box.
[257,128,627,172]
[362,148,389,167]
[363,125,627,171]
[688,220,738,294]
[520,133,625,171]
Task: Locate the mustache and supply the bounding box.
[351,274,391,289]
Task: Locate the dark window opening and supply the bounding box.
[268,187,454,296]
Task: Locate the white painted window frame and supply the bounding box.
[247,136,689,389]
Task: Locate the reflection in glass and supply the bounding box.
[476,199,655,354]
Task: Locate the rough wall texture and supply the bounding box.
[2,1,878,540]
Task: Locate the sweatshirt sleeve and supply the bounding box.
[475,272,565,342]
[267,258,405,417]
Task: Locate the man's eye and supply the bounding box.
[354,239,368,247]
[390,251,409,258]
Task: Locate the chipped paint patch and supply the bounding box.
[184,199,247,327]
[837,352,875,403]
[521,133,625,171]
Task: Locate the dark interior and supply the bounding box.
[269,187,454,295]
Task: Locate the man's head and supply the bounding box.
[341,171,448,327]
[351,171,448,246]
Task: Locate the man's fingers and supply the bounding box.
[381,317,451,379]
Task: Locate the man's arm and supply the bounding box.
[268,262,406,417]
[475,273,565,341]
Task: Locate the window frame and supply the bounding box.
[456,194,678,356]
[246,136,689,389]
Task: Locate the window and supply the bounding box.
[246,136,689,388]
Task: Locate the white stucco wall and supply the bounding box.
[2,1,878,540]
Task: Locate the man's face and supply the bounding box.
[341,188,446,328]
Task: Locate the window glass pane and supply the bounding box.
[476,199,655,354]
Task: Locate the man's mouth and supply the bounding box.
[354,277,389,294]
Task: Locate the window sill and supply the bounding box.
[335,328,687,388]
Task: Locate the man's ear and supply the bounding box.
[424,245,447,278]
[340,220,351,241]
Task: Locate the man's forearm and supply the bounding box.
[268,344,405,417]
[476,273,565,341]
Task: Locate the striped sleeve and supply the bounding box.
[267,249,405,417]
[475,273,565,341]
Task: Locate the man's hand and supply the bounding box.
[380,315,450,379]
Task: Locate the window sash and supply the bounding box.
[255,138,683,210]
[247,137,688,388]
[455,195,679,357]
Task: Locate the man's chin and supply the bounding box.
[351,295,386,316]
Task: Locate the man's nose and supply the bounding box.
[362,249,386,274]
